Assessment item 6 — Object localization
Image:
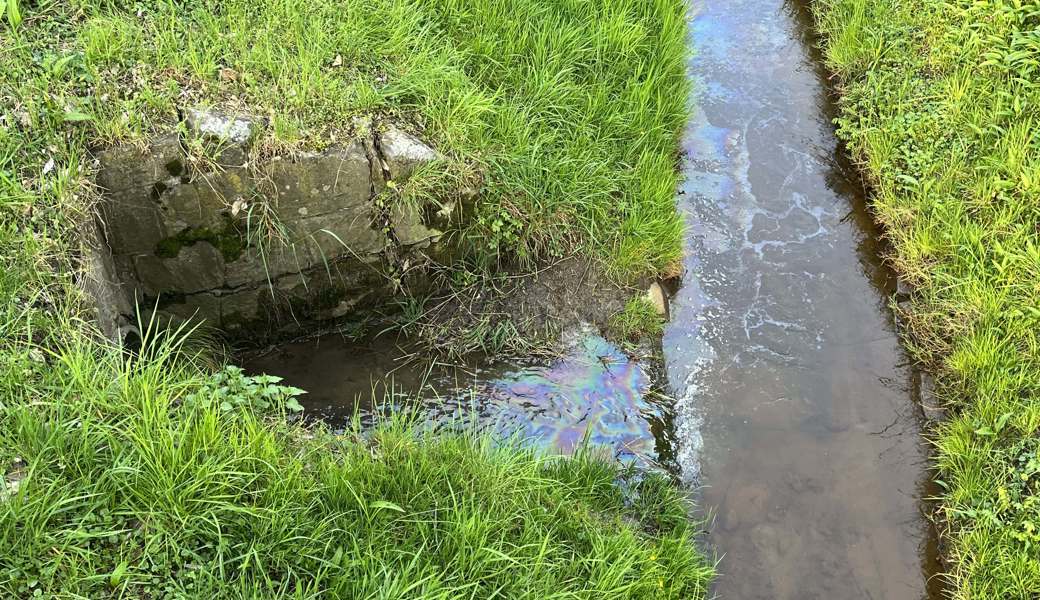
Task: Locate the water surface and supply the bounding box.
[245,326,672,464]
[665,0,940,597]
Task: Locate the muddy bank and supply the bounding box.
[392,259,661,357]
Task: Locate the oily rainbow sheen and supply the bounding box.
[434,334,662,463]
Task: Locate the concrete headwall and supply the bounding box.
[86,109,471,340]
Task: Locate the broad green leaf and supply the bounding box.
[370,500,405,513]
[109,561,128,588]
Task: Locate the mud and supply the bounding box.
[241,259,673,462]
[410,258,652,351]
[244,323,672,464]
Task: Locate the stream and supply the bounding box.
[243,1,941,597]
[669,0,941,597]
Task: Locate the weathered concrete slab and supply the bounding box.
[133,242,226,296]
[98,191,168,255]
[225,244,311,288]
[392,203,442,247]
[95,134,183,192]
[380,126,440,182]
[270,142,371,219]
[184,108,258,167]
[290,207,386,260]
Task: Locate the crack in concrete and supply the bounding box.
[368,128,408,291]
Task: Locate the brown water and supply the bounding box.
[665,0,941,597]
[245,325,676,465]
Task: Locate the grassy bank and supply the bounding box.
[4,0,687,279]
[0,329,713,598]
[0,0,708,597]
[814,0,1040,596]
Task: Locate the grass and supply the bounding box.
[0,327,714,598]
[813,0,1040,596]
[609,296,663,342]
[0,0,708,597]
[4,0,688,280]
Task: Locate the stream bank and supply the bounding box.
[814,0,1040,595]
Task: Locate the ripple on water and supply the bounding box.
[662,0,939,597]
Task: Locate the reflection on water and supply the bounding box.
[666,0,941,598]
[243,326,669,464]
[435,332,664,460]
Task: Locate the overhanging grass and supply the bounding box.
[609,296,663,342]
[0,329,713,598]
[813,0,1040,596]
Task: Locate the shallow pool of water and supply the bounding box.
[666,0,941,597]
[243,325,673,465]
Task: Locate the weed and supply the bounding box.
[1,0,22,29]
[0,329,714,598]
[610,296,663,342]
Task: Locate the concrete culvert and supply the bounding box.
[81,109,477,343]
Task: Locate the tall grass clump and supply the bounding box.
[814,0,1040,596]
[5,0,688,280]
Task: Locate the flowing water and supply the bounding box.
[667,0,940,597]
[243,1,942,596]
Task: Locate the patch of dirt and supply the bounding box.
[238,256,672,370]
[411,258,656,357]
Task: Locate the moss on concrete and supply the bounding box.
[154,218,246,263]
